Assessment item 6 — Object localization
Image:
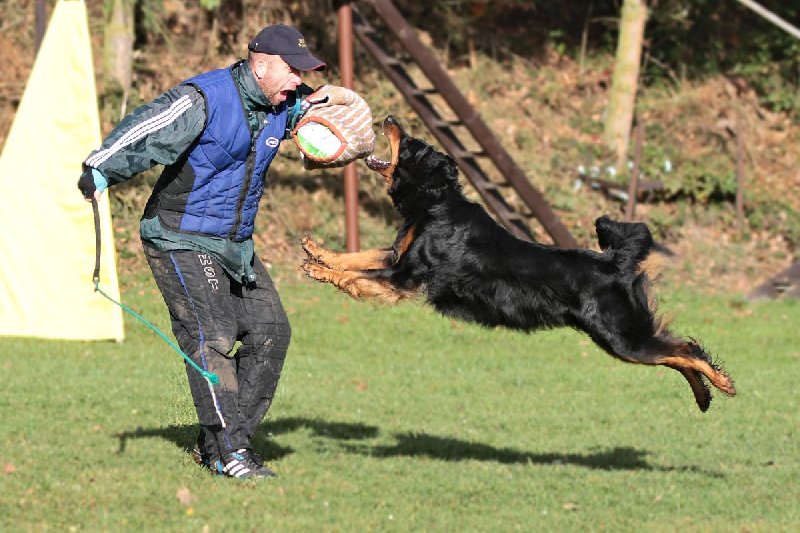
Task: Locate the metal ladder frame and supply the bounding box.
[352,0,577,247]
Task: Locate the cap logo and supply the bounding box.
[298,38,306,48]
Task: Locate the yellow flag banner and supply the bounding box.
[0,0,124,341]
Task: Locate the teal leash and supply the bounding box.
[90,198,219,385]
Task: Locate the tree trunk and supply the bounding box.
[103,0,134,93]
[604,0,647,173]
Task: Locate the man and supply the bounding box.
[78,24,326,479]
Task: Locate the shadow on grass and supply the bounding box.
[113,418,722,477]
[113,423,292,462]
[344,432,725,477]
[265,417,380,440]
[112,417,380,462]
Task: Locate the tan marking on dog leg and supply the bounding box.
[301,236,392,271]
[343,277,410,303]
[657,355,736,397]
[330,250,393,270]
[301,262,410,303]
[395,224,417,257]
[301,260,345,285]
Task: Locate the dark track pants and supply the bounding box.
[144,245,291,460]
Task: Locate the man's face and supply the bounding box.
[252,54,302,106]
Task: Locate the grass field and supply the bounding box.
[1,271,798,531]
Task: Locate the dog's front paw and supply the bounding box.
[301,235,326,264]
[301,258,331,283]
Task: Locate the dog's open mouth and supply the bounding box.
[365,154,390,172]
[365,115,403,185]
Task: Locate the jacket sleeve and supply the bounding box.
[83,85,207,185]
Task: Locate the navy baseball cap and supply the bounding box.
[248,24,326,72]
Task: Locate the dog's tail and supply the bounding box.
[595,215,655,273]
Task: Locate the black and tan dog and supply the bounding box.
[301,116,736,411]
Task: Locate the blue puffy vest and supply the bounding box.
[165,68,288,241]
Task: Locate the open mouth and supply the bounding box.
[365,154,390,172]
[364,116,403,185]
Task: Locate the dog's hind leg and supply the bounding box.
[608,335,735,412]
[585,275,734,410]
[665,365,713,412]
[653,339,736,397]
[301,261,412,303]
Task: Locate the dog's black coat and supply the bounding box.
[305,117,735,410]
[375,137,661,357]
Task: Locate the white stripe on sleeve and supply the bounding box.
[86,95,194,168]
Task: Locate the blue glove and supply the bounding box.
[77,167,108,199]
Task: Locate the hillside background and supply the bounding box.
[1,0,799,296]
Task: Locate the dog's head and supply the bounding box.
[366,116,460,215]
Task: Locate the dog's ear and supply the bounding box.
[400,138,431,163]
[398,139,436,177]
[412,144,434,165]
[419,150,459,186]
[396,137,460,194]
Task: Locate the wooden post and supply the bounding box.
[604,0,647,173]
[625,120,644,221]
[735,111,746,232]
[337,1,360,252]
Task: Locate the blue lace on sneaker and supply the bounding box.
[215,449,277,479]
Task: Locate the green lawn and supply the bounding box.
[1,272,798,531]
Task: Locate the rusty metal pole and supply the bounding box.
[337,1,360,252]
[34,0,48,54]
